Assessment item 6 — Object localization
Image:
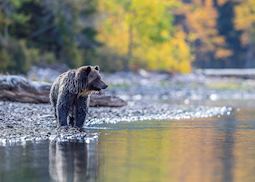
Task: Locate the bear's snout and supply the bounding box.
[102,84,108,89]
[97,80,108,90]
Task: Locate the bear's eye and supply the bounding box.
[88,74,97,83]
[93,77,99,82]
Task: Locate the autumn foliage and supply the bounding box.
[97,0,191,73]
[0,0,254,73]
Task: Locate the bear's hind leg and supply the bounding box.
[56,92,75,127]
[49,82,58,120]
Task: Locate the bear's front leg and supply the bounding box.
[75,96,88,128]
[57,92,75,127]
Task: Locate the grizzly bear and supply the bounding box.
[50,66,108,128]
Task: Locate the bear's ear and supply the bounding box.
[94,65,100,71]
[74,66,91,93]
[86,66,92,74]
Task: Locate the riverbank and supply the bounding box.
[1,70,255,145]
[0,101,231,145]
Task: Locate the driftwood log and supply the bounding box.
[0,75,127,107]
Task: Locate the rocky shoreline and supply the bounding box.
[0,100,232,145]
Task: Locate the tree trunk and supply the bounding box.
[0,75,127,107]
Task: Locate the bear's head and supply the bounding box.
[75,65,108,96]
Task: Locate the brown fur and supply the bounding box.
[49,65,107,127]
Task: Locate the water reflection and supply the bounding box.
[0,142,50,182]
[96,110,254,182]
[1,108,255,182]
[217,109,236,182]
[49,141,98,182]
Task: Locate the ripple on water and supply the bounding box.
[86,105,232,126]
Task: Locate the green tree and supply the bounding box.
[0,0,99,73]
[0,0,38,73]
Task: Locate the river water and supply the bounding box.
[1,103,255,182]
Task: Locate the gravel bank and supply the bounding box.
[0,101,232,145]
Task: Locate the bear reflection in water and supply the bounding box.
[49,142,98,182]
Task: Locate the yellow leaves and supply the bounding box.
[212,36,225,45]
[97,3,129,55]
[160,30,170,40]
[215,49,232,59]
[170,30,192,73]
[235,0,255,30]
[217,0,228,6]
[97,0,192,73]
[235,0,255,45]
[134,30,192,73]
[179,0,235,63]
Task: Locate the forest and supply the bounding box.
[0,0,254,74]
